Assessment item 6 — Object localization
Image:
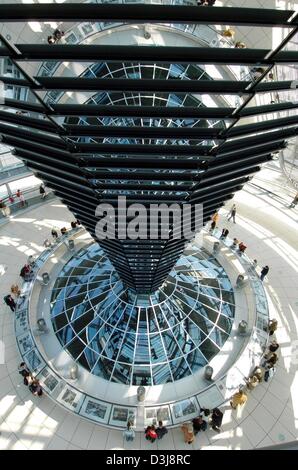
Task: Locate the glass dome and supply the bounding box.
[50,243,235,385]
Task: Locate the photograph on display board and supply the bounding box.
[25,349,43,372]
[173,399,197,419]
[145,406,171,423]
[61,389,77,407]
[18,332,34,356]
[85,400,107,419]
[43,374,59,392]
[112,407,128,422]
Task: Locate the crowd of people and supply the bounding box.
[207,204,280,417]
[229,335,279,414]
[0,185,48,219]
[124,407,224,445]
[123,407,223,446]
[2,220,81,312]
[180,407,224,444]
[0,189,27,217]
[209,204,270,281]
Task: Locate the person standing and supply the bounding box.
[0,199,10,217]
[230,389,248,410]
[51,228,59,240]
[145,425,157,443]
[39,184,47,199]
[18,362,30,375]
[11,284,21,297]
[210,408,223,433]
[268,318,278,336]
[227,204,237,223]
[16,190,26,208]
[123,422,135,442]
[268,340,279,353]
[181,422,195,444]
[289,193,298,208]
[210,211,219,231]
[260,265,269,281]
[192,415,207,434]
[29,379,43,397]
[156,420,168,440]
[220,228,229,240]
[4,294,16,312]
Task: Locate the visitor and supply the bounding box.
[220,228,229,240]
[235,41,246,48]
[289,192,298,208]
[222,28,235,40]
[238,241,247,255]
[39,184,47,199]
[71,221,77,229]
[51,228,59,240]
[264,364,276,382]
[29,379,43,397]
[16,190,26,208]
[53,29,64,41]
[251,67,265,81]
[227,204,236,223]
[181,422,195,444]
[197,0,216,5]
[260,265,269,281]
[61,227,67,235]
[47,35,56,44]
[11,284,21,297]
[19,365,32,386]
[268,340,279,353]
[145,425,157,443]
[19,263,31,281]
[192,415,207,434]
[4,294,16,312]
[230,389,247,410]
[0,199,10,217]
[210,211,219,231]
[232,238,239,249]
[23,372,32,386]
[43,238,52,248]
[210,408,223,433]
[264,352,278,367]
[27,255,36,268]
[245,375,259,391]
[251,366,263,382]
[200,407,210,418]
[156,420,168,440]
[123,422,135,442]
[18,362,28,373]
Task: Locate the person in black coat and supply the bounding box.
[156,421,168,440]
[211,408,223,432]
[51,228,59,239]
[260,265,269,281]
[4,294,16,312]
[192,416,207,434]
[268,340,279,353]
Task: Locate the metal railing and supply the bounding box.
[0,186,54,220]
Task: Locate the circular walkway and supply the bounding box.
[0,182,297,450]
